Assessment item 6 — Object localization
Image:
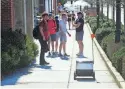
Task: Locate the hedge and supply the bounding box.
[86,15,125,79]
[1,29,39,76]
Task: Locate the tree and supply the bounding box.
[123,0,125,33]
[107,0,109,20]
[101,0,104,20]
[96,0,100,28]
[60,0,66,6]
[112,0,115,25]
[115,0,121,43]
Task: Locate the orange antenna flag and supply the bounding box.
[91,34,95,39]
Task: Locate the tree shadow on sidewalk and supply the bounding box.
[31,64,52,70]
[1,67,33,86]
[1,59,52,86]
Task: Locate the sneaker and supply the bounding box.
[77,54,85,58]
[54,52,58,57]
[55,52,58,55]
[47,52,51,57]
[63,56,69,60]
[51,52,56,58]
[44,61,49,65]
[64,53,70,57]
[58,53,63,57]
[76,53,80,56]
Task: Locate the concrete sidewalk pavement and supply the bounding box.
[1,24,119,89]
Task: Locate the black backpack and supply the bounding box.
[33,25,39,39]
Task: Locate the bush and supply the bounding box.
[86,15,125,79]
[96,27,114,44]
[18,36,39,67]
[1,29,38,76]
[111,47,125,79]
[112,47,125,63]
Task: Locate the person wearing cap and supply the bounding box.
[47,13,57,57]
[59,13,70,58]
[71,11,76,26]
[67,11,72,30]
[55,15,60,56]
[39,12,49,65]
[73,12,84,58]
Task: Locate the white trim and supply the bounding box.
[32,0,34,28]
[45,0,49,13]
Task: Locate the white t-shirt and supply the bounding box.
[59,19,67,33]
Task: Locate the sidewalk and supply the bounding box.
[1,24,119,89]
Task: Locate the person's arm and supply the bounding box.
[73,22,81,28]
[73,19,83,28]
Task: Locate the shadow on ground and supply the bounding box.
[1,59,52,86]
[75,78,96,82]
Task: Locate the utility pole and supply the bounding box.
[96,0,100,28]
[115,0,121,43]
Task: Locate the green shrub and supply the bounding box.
[18,36,39,67]
[86,14,125,80]
[1,29,38,75]
[112,47,125,62]
[86,16,97,33]
[111,47,125,76]
[96,27,114,44]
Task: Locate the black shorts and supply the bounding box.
[72,17,75,21]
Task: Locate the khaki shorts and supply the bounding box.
[60,33,67,42]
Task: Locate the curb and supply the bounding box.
[86,23,125,89]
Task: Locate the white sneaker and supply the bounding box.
[77,53,85,58]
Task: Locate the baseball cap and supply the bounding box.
[55,15,58,18]
[42,12,48,17]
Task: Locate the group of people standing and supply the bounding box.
[37,11,84,65]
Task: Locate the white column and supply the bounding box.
[24,0,27,34]
[45,0,49,13]
[32,0,34,28]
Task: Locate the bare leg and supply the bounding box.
[62,42,66,54]
[55,38,58,52]
[77,41,84,54]
[59,43,63,54]
[51,41,54,52]
[48,40,51,52]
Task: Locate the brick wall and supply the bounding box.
[1,0,14,30]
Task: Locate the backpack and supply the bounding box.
[55,20,59,32]
[33,25,39,39]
